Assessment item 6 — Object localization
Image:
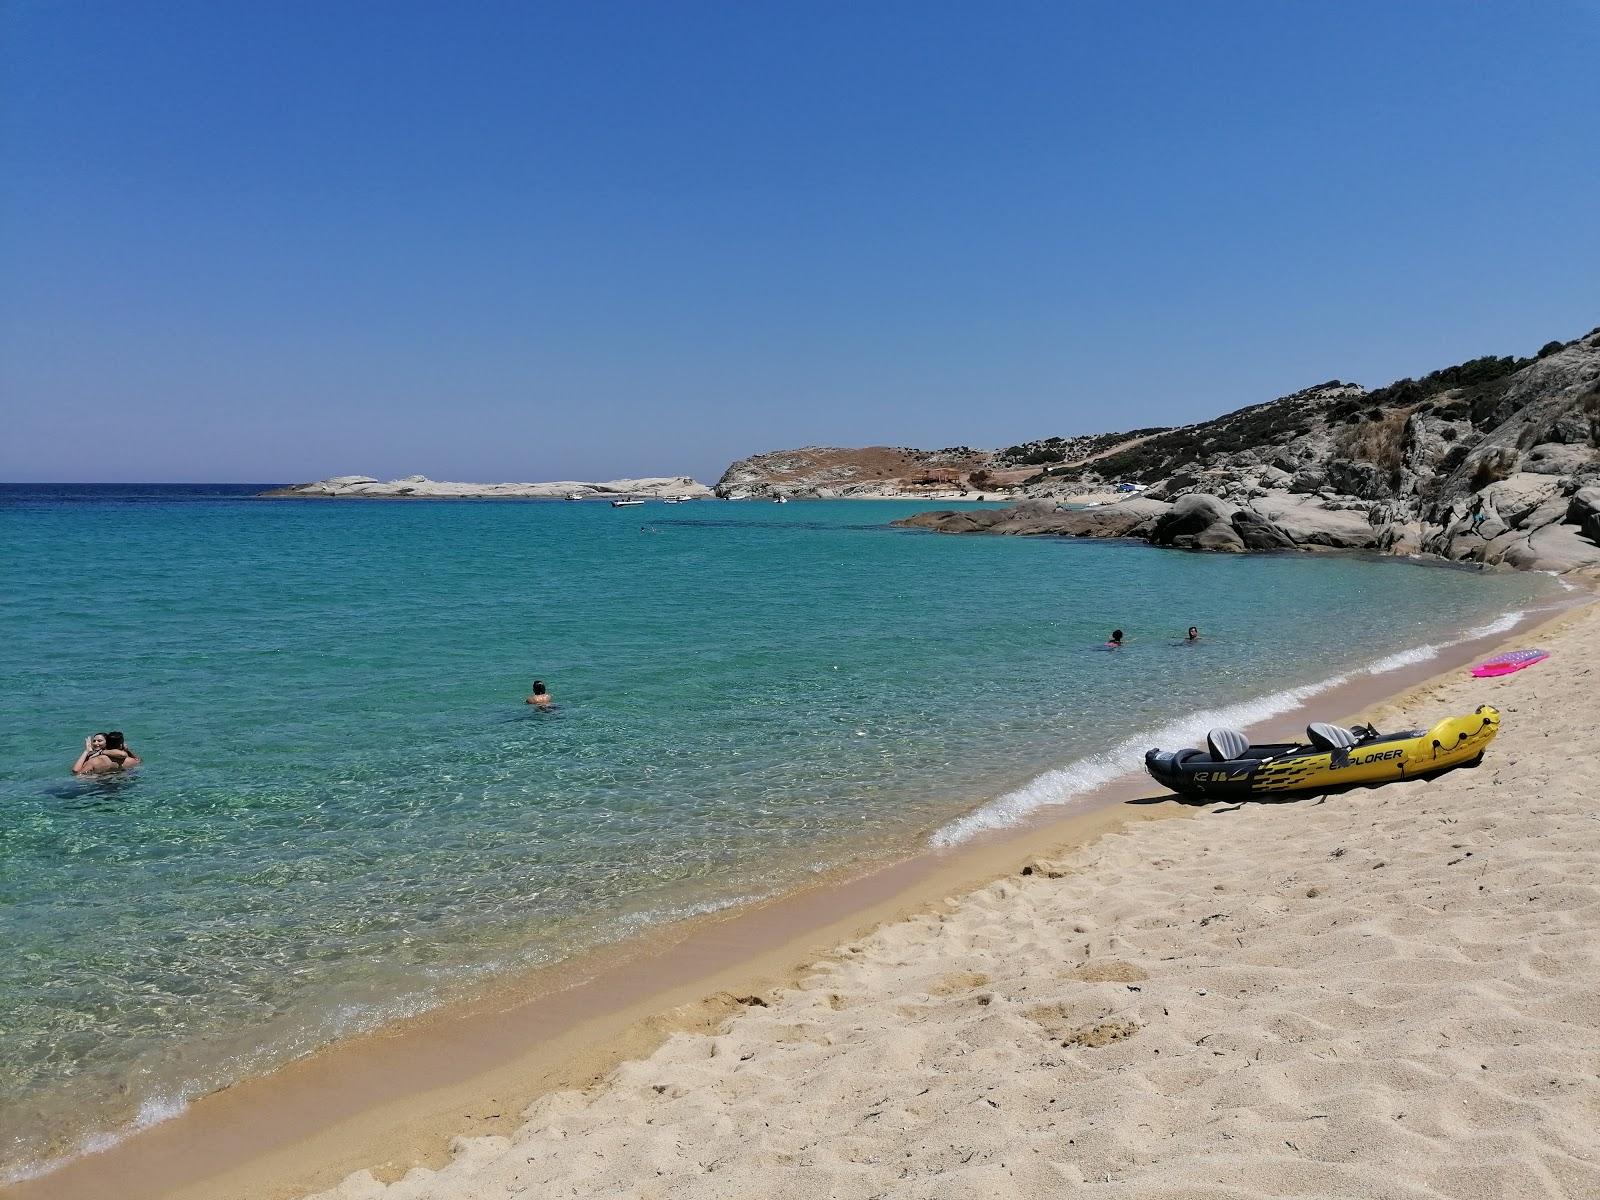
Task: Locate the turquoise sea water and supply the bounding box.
[0,486,1564,1179]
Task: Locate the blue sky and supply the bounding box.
[3,1,1597,484]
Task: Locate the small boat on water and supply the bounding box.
[564,492,586,501]
[773,495,789,504]
[611,498,646,508]
[1144,706,1500,800]
[662,495,695,503]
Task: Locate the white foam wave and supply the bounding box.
[1463,610,1524,638]
[2,1094,190,1186]
[1538,570,1582,592]
[1365,644,1440,674]
[930,607,1530,848]
[930,672,1352,847]
[606,892,771,938]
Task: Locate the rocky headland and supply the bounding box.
[713,433,1168,500]
[260,328,1600,575]
[891,327,1600,577]
[258,475,714,500]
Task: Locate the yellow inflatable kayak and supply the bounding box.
[1144,705,1500,799]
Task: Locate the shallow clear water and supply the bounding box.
[0,485,1562,1177]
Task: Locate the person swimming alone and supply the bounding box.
[525,680,552,708]
[1107,629,1124,648]
[1186,626,1200,641]
[72,731,141,775]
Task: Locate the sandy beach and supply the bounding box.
[263,602,1597,1200]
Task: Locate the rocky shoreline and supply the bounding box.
[895,330,1600,578]
[896,484,1600,576]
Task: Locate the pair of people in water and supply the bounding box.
[72,731,140,775]
[1106,627,1200,648]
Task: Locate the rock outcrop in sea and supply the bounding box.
[259,475,714,499]
[893,327,1600,576]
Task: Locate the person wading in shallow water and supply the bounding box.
[525,681,553,708]
[72,731,141,774]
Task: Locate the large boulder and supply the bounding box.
[1523,442,1598,475]
[1046,498,1172,538]
[1325,459,1390,499]
[1148,493,1242,551]
[1193,523,1246,552]
[1230,507,1298,550]
[896,509,1008,534]
[1288,464,1329,494]
[1143,472,1198,501]
[1479,473,1563,527]
[1517,495,1574,534]
[1549,404,1598,445]
[1400,409,1479,487]
[1374,520,1425,555]
[1568,485,1600,544]
[1251,498,1384,549]
[1503,523,1600,573]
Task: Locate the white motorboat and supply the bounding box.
[773,495,789,504]
[611,498,646,507]
[564,492,586,501]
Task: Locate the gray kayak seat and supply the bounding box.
[1149,747,1204,771]
[1206,727,1251,762]
[1307,721,1360,752]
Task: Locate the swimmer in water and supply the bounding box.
[1107,629,1124,648]
[1186,627,1200,641]
[525,680,552,708]
[72,731,141,775]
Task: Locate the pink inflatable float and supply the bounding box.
[1471,649,1549,678]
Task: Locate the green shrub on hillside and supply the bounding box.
[1365,355,1531,413]
[1024,346,1555,487]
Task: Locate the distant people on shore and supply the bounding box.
[73,731,140,774]
[525,681,552,708]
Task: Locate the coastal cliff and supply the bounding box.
[894,328,1600,576]
[259,475,714,499]
[713,432,1168,500]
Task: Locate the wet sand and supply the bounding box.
[12,600,1595,1200]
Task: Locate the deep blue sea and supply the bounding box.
[0,484,1564,1180]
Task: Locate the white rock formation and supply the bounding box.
[260,475,713,499]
